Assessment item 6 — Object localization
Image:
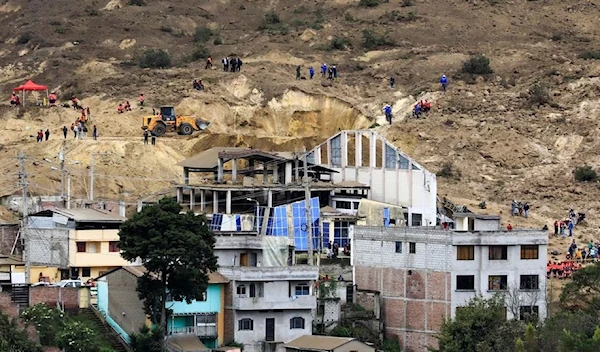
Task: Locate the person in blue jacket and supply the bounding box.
[321,63,327,77]
[309,67,315,79]
[440,74,448,91]
[382,104,393,124]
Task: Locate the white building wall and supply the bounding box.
[234,310,313,352]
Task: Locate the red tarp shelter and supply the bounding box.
[13,80,49,107]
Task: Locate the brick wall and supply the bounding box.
[0,224,19,255]
[30,287,79,309]
[353,227,452,352]
[223,282,234,343]
[0,292,18,319]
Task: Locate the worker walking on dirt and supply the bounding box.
[332,65,337,78]
[44,129,50,141]
[151,132,156,146]
[71,123,76,138]
[117,103,124,114]
[296,66,301,80]
[93,125,97,140]
[383,104,393,125]
[62,126,68,139]
[125,101,132,111]
[390,76,395,89]
[222,57,229,72]
[321,63,327,78]
[205,56,213,70]
[71,97,81,110]
[237,58,243,72]
[309,67,315,79]
[230,58,237,72]
[440,74,448,92]
[139,94,145,108]
[143,130,149,145]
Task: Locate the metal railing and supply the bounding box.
[170,325,217,338]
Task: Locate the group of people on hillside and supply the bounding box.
[193,79,205,91]
[413,99,431,118]
[143,129,157,146]
[565,239,599,263]
[220,56,243,72]
[294,64,338,80]
[511,200,531,218]
[36,129,50,142]
[552,209,585,238]
[547,259,583,280]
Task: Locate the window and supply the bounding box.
[81,267,91,277]
[295,283,310,296]
[411,213,422,227]
[336,201,352,210]
[76,242,86,253]
[488,275,507,291]
[519,306,539,321]
[409,242,416,254]
[249,283,256,298]
[109,241,119,252]
[521,245,539,260]
[238,318,253,330]
[395,241,403,253]
[87,242,98,253]
[236,285,246,296]
[199,291,207,301]
[489,246,507,260]
[520,275,539,290]
[457,246,474,260]
[290,317,305,329]
[456,275,475,290]
[333,221,353,246]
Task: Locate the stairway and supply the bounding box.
[80,307,129,352]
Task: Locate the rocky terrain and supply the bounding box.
[1,0,600,270]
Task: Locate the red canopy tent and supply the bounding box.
[13,80,48,107]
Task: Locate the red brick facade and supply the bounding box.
[30,287,79,309]
[355,266,451,352]
[223,282,235,344]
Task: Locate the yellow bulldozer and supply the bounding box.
[141,106,210,136]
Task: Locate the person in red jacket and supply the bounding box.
[117,103,124,114]
[139,94,145,107]
[48,92,57,106]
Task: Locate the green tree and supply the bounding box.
[434,295,524,352]
[21,303,66,346]
[129,325,164,352]
[57,320,103,352]
[118,197,218,331]
[560,262,600,313]
[0,312,42,352]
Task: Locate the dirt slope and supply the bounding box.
[1,0,600,256]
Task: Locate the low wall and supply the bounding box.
[31,286,80,309]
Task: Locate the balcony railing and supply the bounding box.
[233,295,316,310]
[170,325,217,338]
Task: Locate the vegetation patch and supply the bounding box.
[194,26,214,43]
[16,33,32,45]
[528,82,550,105]
[580,50,600,60]
[362,29,394,49]
[139,49,171,68]
[359,0,389,8]
[258,12,289,35]
[462,54,493,75]
[574,165,597,182]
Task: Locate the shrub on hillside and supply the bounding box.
[579,50,600,60]
[258,12,289,35]
[264,12,281,25]
[190,45,211,61]
[438,162,461,179]
[16,33,31,45]
[194,26,214,43]
[329,37,350,51]
[139,49,171,68]
[128,0,145,6]
[359,0,389,7]
[362,29,394,49]
[574,166,598,182]
[213,37,223,45]
[401,0,414,6]
[462,54,493,75]
[528,82,550,105]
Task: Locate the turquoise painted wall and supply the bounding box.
[202,338,217,348]
[173,316,194,328]
[97,281,108,315]
[97,280,131,343]
[166,284,222,314]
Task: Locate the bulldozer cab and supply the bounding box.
[161,106,176,121]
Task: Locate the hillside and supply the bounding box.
[1,0,600,260]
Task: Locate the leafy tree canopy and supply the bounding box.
[118,197,218,327]
[0,312,42,352]
[560,262,600,314]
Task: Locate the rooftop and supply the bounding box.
[454,212,501,220]
[0,254,24,266]
[33,208,126,223]
[96,265,230,284]
[284,336,359,351]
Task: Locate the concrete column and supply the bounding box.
[273,165,279,184]
[183,169,190,185]
[226,190,232,214]
[314,147,322,165]
[341,131,348,167]
[232,158,237,183]
[369,132,377,168]
[217,158,224,182]
[355,131,362,167]
[285,162,293,184]
[200,190,206,211]
[267,190,273,208]
[213,191,219,213]
[177,187,183,203]
[190,188,195,210]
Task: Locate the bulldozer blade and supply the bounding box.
[196,120,210,130]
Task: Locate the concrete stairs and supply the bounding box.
[80,307,129,352]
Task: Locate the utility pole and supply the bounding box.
[303,147,314,266]
[67,172,71,209]
[90,152,110,201]
[59,142,65,206]
[18,152,30,284]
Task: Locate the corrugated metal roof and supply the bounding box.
[284,336,356,351]
[50,208,126,222]
[177,147,248,169]
[98,265,229,284]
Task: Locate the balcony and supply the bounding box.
[170,325,217,338]
[215,235,262,250]
[219,265,319,281]
[233,295,316,310]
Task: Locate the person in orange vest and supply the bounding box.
[117,103,124,114]
[423,100,431,112]
[139,94,145,107]
[80,110,87,123]
[10,93,19,107]
[48,92,57,106]
[205,56,213,70]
